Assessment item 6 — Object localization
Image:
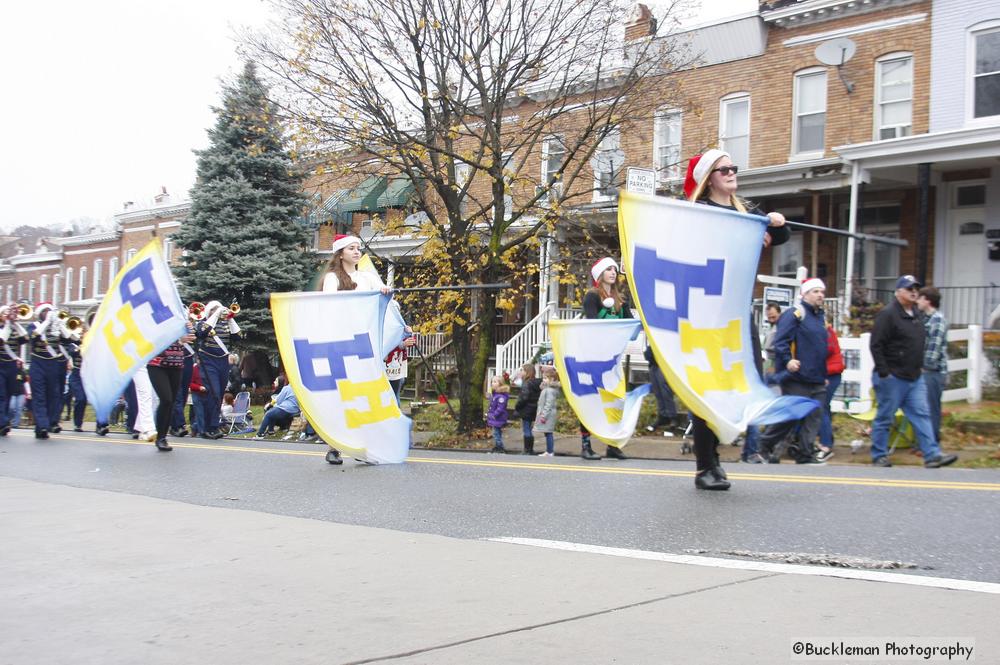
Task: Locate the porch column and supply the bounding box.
[386,262,395,288]
[844,161,861,311]
[916,162,931,284]
[538,235,552,308]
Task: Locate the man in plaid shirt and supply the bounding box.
[918,286,948,444]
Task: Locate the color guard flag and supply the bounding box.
[619,193,819,443]
[549,319,650,448]
[271,290,411,464]
[81,240,189,423]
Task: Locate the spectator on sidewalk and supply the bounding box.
[756,278,828,465]
[644,345,680,435]
[762,302,782,372]
[9,360,28,428]
[533,367,560,457]
[189,364,209,438]
[486,375,510,454]
[869,275,957,468]
[816,323,845,462]
[917,286,949,446]
[254,383,299,439]
[514,363,542,455]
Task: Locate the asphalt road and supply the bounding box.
[3,429,999,584]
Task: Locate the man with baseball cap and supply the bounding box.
[869,275,957,468]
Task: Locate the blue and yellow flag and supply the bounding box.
[549,319,650,448]
[271,290,411,464]
[619,192,818,443]
[81,240,188,423]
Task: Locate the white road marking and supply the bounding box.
[487,537,1000,595]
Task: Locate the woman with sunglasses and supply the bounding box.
[682,149,789,490]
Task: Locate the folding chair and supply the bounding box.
[849,389,914,455]
[226,391,254,435]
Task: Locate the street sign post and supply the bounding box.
[763,286,794,310]
[625,167,656,195]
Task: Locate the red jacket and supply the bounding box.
[190,364,206,393]
[826,325,845,376]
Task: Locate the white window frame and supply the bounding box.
[79,267,88,301]
[40,275,48,303]
[109,257,119,290]
[28,280,36,303]
[874,53,913,140]
[455,161,473,218]
[792,67,827,158]
[653,108,683,182]
[5,286,11,304]
[540,137,565,205]
[592,128,622,202]
[64,269,73,303]
[16,281,23,301]
[52,275,61,307]
[719,93,750,168]
[968,21,1000,123]
[163,236,173,263]
[93,259,103,297]
[126,248,137,264]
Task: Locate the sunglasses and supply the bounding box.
[712,165,739,176]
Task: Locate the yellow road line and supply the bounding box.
[12,431,1000,492]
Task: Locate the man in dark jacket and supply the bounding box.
[869,275,957,468]
[756,278,827,465]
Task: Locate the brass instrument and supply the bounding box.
[57,309,70,321]
[189,302,205,319]
[16,303,33,321]
[228,302,240,316]
[66,316,83,332]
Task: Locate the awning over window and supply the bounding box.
[376,177,415,209]
[332,176,388,214]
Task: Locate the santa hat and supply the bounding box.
[591,257,619,285]
[35,302,54,315]
[683,148,730,199]
[800,277,826,295]
[331,234,362,255]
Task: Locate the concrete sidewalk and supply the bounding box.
[1,477,996,664]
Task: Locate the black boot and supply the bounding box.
[326,448,344,465]
[695,469,731,491]
[522,435,535,455]
[96,425,110,436]
[581,436,601,460]
[605,445,627,460]
[155,438,173,452]
[35,428,49,440]
[51,425,62,434]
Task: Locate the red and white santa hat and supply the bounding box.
[800,277,826,295]
[331,234,362,255]
[35,302,54,316]
[683,148,730,199]
[591,257,619,286]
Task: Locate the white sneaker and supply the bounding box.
[142,431,157,442]
[537,451,554,457]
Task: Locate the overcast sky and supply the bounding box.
[0,0,755,233]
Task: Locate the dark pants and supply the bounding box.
[0,360,17,428]
[148,365,182,440]
[691,414,719,471]
[125,381,138,433]
[923,370,946,443]
[818,373,842,447]
[758,381,824,462]
[257,408,295,436]
[199,353,228,431]
[648,363,677,420]
[68,369,86,428]
[172,355,194,429]
[29,356,66,432]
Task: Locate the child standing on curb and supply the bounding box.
[533,367,560,457]
[486,375,510,454]
[514,363,542,455]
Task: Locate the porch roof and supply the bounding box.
[834,124,1000,171]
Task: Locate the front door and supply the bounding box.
[947,208,986,287]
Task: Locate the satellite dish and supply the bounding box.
[814,38,856,66]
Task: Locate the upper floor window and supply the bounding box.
[52,275,61,306]
[163,237,173,263]
[109,257,119,290]
[875,54,913,140]
[4,286,11,304]
[971,23,1000,120]
[79,267,88,300]
[654,109,682,180]
[28,280,35,303]
[93,259,103,296]
[40,275,48,303]
[540,138,565,204]
[793,68,827,156]
[64,269,73,303]
[126,248,137,262]
[455,162,472,217]
[592,129,622,201]
[719,93,750,168]
[16,281,23,301]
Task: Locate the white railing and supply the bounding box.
[832,325,983,413]
[415,332,448,358]
[492,304,581,380]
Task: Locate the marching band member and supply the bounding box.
[27,303,72,439]
[684,149,788,490]
[63,318,87,432]
[195,300,241,439]
[318,234,390,465]
[0,304,31,436]
[169,303,202,437]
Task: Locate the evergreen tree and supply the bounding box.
[173,62,315,353]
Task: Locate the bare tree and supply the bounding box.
[248,0,691,432]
